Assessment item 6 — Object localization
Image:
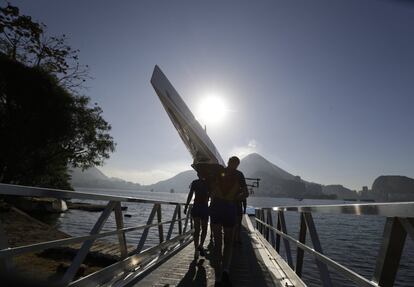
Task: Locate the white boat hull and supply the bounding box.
[150,65,225,173]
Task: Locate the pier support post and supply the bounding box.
[295,212,307,277]
[166,205,179,240]
[399,218,414,241]
[156,204,164,244]
[263,210,269,240]
[304,212,333,287]
[275,212,281,253]
[177,204,183,235]
[137,204,158,252]
[372,217,407,287]
[266,209,276,248]
[114,202,128,259]
[278,211,294,268]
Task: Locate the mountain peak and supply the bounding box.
[241,152,265,160]
[239,153,294,181]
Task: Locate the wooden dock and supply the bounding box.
[42,240,137,264]
[135,216,303,287]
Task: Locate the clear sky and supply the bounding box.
[15,0,414,189]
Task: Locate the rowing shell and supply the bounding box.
[150,65,225,173]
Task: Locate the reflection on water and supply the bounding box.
[51,189,413,287]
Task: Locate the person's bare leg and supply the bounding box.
[193,217,201,250]
[200,219,208,248]
[211,223,223,281]
[234,222,240,243]
[235,215,242,243]
[222,226,235,272]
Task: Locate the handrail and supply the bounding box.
[259,201,414,217]
[0,183,194,286]
[0,183,185,205]
[254,205,414,287]
[255,218,378,287]
[69,230,194,287]
[0,217,188,258]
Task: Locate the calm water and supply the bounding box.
[51,188,413,286]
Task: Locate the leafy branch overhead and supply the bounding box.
[0,4,90,94]
[0,3,115,189]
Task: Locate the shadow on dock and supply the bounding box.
[136,217,274,287]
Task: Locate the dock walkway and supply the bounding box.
[136,217,281,287]
[3,184,410,287]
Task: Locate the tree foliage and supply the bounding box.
[0,3,89,94]
[0,4,115,189]
[0,55,115,189]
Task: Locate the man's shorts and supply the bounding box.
[209,199,237,228]
[191,204,209,220]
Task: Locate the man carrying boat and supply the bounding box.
[210,156,249,286]
[184,173,210,259]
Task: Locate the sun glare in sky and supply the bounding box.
[196,95,228,126]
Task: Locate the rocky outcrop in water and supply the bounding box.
[372,175,414,202]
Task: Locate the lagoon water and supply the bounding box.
[52,189,413,286]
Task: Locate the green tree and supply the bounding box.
[0,55,115,189]
[0,3,89,94]
[0,4,115,189]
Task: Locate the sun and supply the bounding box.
[196,95,228,126]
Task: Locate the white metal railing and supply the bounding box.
[0,183,193,286]
[254,202,414,287]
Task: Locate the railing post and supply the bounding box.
[275,211,281,253]
[372,217,407,287]
[137,204,158,252]
[114,202,128,259]
[261,209,266,235]
[304,212,333,287]
[262,209,270,242]
[156,204,164,244]
[278,211,294,268]
[266,209,276,248]
[399,218,414,241]
[166,205,179,240]
[61,201,116,284]
[295,212,307,277]
[177,204,183,235]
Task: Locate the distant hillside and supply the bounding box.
[70,167,142,190]
[238,153,295,181]
[238,153,328,198]
[372,175,414,201]
[322,184,358,200]
[143,153,331,199]
[142,170,197,193]
[70,153,360,199]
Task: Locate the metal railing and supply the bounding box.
[0,183,193,286]
[254,202,414,287]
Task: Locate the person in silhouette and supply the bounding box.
[234,198,247,244]
[184,173,210,259]
[209,156,248,286]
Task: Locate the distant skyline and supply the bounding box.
[16,0,414,189]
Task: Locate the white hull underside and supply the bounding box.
[150,65,225,168]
